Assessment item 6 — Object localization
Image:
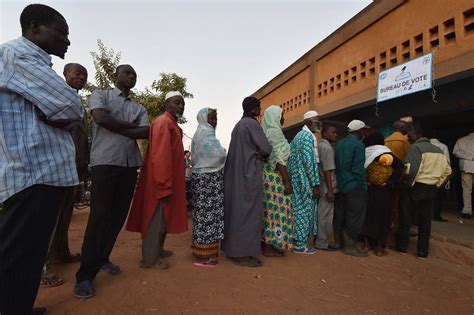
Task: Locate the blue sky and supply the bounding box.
[1,0,371,148]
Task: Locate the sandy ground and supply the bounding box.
[36,208,474,314]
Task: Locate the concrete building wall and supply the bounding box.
[259,68,311,128]
[315,0,474,115]
[254,0,474,127]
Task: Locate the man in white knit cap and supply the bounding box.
[334,119,369,257]
[287,110,322,254]
[127,91,188,271]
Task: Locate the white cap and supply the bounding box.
[347,119,366,131]
[165,91,183,101]
[400,116,413,123]
[303,110,319,120]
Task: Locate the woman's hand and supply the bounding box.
[284,182,293,195]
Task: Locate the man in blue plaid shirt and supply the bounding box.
[0,4,83,314]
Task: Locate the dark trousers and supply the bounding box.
[333,193,343,241]
[361,186,391,245]
[0,185,66,315]
[388,188,402,247]
[76,166,137,283]
[49,186,77,262]
[396,185,436,255]
[334,187,368,241]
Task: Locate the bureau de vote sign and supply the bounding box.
[377,52,433,102]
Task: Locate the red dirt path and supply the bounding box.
[36,208,474,314]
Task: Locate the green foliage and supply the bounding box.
[136,73,193,122]
[84,39,120,93]
[85,39,193,122]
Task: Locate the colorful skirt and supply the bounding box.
[262,163,294,251]
[191,170,224,258]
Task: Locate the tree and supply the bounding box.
[83,39,120,93]
[86,39,193,121]
[135,74,193,121]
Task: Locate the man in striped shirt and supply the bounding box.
[0,4,83,314]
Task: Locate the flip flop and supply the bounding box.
[262,251,284,257]
[317,245,338,252]
[160,249,174,258]
[101,262,121,275]
[74,280,95,299]
[156,259,170,270]
[293,247,317,255]
[193,260,219,268]
[40,274,64,288]
[229,257,263,267]
[139,261,155,268]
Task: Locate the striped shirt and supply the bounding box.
[0,37,84,202]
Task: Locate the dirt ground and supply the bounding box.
[36,208,474,314]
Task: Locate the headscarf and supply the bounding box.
[191,108,227,174]
[262,105,290,169]
[364,145,392,168]
[242,96,260,118]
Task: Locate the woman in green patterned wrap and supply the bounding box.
[261,105,294,256]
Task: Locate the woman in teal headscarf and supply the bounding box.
[190,108,227,267]
[261,105,294,256]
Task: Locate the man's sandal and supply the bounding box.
[101,262,121,275]
[229,256,263,267]
[40,274,64,288]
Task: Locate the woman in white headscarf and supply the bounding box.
[361,132,404,256]
[190,108,227,267]
[261,105,294,256]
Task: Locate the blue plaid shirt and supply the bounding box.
[0,37,84,202]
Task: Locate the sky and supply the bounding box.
[1,0,372,149]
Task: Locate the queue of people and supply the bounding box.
[0,4,470,315]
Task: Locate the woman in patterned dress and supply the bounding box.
[287,111,322,254]
[190,108,227,267]
[261,105,294,256]
[361,132,404,256]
